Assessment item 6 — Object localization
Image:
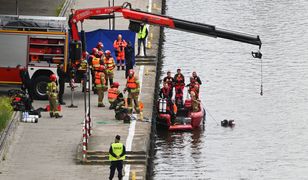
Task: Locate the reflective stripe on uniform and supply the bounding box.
[108,88,119,101]
[126,77,138,89]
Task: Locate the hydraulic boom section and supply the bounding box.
[70,2,262,59]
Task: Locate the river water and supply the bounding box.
[152,0,308,179]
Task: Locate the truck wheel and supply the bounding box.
[32,76,50,100]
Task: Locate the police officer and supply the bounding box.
[137,23,148,56]
[109,135,126,180]
[47,74,62,118]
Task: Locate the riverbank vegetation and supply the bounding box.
[0,97,13,132]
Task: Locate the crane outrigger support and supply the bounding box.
[70,2,262,58]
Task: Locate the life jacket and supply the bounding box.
[175,74,184,86]
[104,57,115,70]
[92,57,100,70]
[190,83,200,98]
[95,72,105,85]
[108,88,119,101]
[108,143,125,161]
[162,87,170,98]
[164,77,173,87]
[127,76,138,89]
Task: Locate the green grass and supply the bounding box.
[0,97,13,133]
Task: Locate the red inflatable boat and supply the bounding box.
[156,98,205,131]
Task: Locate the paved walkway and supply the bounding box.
[0,0,161,179]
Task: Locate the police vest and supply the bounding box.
[109,143,125,161]
[138,25,147,39]
[104,57,115,70]
[95,72,105,85]
[127,77,138,89]
[108,88,119,101]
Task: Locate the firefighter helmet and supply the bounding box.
[50,74,57,81]
[128,69,135,75]
[98,51,104,56]
[97,42,104,48]
[105,50,111,56]
[92,48,98,54]
[112,82,120,88]
[98,65,105,72]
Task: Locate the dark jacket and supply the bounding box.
[193,76,202,85]
[125,43,134,68]
[57,67,67,84]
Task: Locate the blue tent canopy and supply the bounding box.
[85,29,136,65]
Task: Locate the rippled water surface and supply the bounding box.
[153,0,308,179]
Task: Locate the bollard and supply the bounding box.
[139,112,144,121]
[131,171,136,180]
[145,67,149,76]
[153,3,160,10]
[147,40,152,49]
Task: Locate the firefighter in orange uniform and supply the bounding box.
[124,69,140,115]
[108,82,121,108]
[95,65,107,107]
[103,50,116,87]
[113,34,127,70]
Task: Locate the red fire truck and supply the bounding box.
[0,15,69,100]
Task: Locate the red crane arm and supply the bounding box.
[70,3,262,58]
[70,6,123,40]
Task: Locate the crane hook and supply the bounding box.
[252,50,262,59]
[122,2,132,9]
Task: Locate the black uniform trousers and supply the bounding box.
[109,160,123,180]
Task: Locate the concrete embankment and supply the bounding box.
[0,0,163,179]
